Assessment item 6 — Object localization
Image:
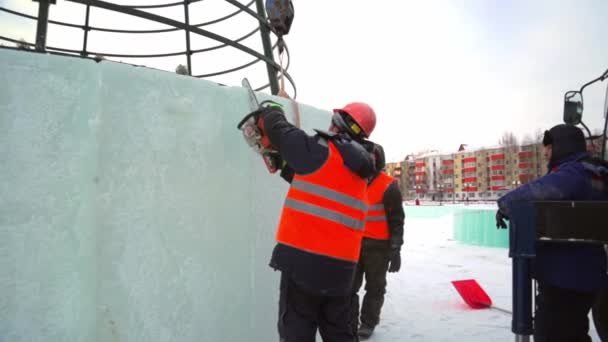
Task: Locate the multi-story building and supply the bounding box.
[438,155,455,200]
[399,158,416,200]
[385,143,549,201]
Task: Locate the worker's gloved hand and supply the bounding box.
[256,101,286,150]
[279,164,294,183]
[268,152,286,170]
[495,210,509,229]
[388,248,401,273]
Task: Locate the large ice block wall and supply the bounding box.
[0,48,331,342]
[453,209,509,248]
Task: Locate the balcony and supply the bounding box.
[518,162,531,169]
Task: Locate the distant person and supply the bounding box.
[495,124,608,342]
[352,143,404,340]
[258,101,376,342]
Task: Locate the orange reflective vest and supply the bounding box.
[363,172,395,240]
[276,140,368,262]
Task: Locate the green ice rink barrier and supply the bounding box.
[453,209,509,248]
[403,205,462,218]
[405,205,508,248]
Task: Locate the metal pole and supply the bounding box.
[34,0,53,51]
[509,202,536,342]
[81,4,90,56]
[512,258,533,342]
[255,0,279,95]
[183,0,192,75]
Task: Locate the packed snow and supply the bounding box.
[360,212,602,341]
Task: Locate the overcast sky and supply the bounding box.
[1,0,607,162]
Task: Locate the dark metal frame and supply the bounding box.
[509,201,608,342]
[0,0,296,96]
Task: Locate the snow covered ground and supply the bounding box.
[359,214,602,341]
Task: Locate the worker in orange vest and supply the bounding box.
[257,101,377,342]
[352,142,405,340]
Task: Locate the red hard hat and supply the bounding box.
[333,102,377,138]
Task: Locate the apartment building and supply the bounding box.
[385,143,548,201]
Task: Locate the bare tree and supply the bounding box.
[534,128,544,143]
[499,131,518,147]
[521,134,534,145]
[175,64,189,75]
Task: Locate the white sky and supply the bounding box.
[1,0,607,162]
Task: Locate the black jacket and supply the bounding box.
[499,124,608,292]
[261,107,374,296]
[382,180,405,249]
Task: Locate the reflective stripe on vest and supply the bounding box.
[364,173,395,240]
[276,141,368,262]
[284,198,365,230]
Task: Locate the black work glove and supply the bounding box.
[268,152,286,170]
[388,248,401,273]
[279,163,294,183]
[495,210,509,229]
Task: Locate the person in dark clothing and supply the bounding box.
[351,142,404,340]
[496,124,608,342]
[258,101,377,342]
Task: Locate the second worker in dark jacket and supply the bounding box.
[496,124,608,342]
[260,101,377,342]
[352,143,405,340]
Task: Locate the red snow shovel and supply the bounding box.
[451,279,512,314]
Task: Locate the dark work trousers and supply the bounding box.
[351,239,390,329]
[593,289,608,341]
[278,272,357,342]
[534,282,598,342]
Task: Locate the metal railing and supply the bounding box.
[0,0,296,96]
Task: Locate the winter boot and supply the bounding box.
[357,323,375,340]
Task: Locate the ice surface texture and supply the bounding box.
[0,49,330,342]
